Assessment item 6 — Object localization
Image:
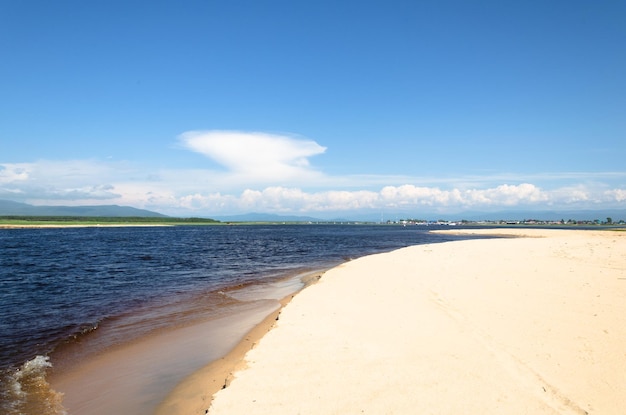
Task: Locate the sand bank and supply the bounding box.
[200,228,626,415]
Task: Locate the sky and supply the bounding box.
[1,1,625,219]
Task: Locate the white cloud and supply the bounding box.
[138,183,625,217]
[1,132,625,217]
[0,164,30,183]
[380,185,463,207]
[0,160,124,202]
[550,185,591,204]
[178,130,327,183]
[467,183,548,206]
[604,188,626,202]
[231,187,380,212]
[2,157,626,216]
[377,183,547,209]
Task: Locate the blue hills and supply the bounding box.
[0,199,167,217]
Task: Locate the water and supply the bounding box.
[0,224,479,414]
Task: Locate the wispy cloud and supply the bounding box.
[0,160,124,201]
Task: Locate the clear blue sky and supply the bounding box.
[1,1,625,218]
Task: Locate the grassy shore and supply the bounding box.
[0,216,221,227]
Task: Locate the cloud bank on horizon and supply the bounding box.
[1,130,625,218]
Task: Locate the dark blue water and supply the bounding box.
[0,224,481,413]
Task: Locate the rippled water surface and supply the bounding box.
[0,224,478,413]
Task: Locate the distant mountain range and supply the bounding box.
[0,199,167,217]
[2,199,624,222]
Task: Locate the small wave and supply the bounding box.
[0,356,67,415]
[76,322,99,338]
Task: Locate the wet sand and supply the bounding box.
[49,273,320,415]
[198,228,626,415]
[50,300,279,415]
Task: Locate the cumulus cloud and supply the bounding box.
[3,156,626,216]
[178,130,327,182]
[377,183,548,209]
[467,183,548,206]
[0,164,30,183]
[604,188,626,202]
[146,182,625,217]
[232,187,381,212]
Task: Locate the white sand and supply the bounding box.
[205,228,626,415]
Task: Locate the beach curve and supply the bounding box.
[196,228,626,414]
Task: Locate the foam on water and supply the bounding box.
[0,356,66,415]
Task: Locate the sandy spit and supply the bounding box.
[186,228,625,415]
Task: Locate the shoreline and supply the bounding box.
[50,300,281,415]
[48,271,323,415]
[0,224,175,228]
[198,228,625,414]
[155,282,311,415]
[155,271,322,414]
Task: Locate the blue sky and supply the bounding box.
[1,1,625,218]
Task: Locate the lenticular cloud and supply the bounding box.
[178,130,326,180]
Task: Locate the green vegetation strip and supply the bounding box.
[0,216,221,226]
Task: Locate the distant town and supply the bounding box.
[392,217,625,226]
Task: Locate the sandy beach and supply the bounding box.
[168,228,626,415]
